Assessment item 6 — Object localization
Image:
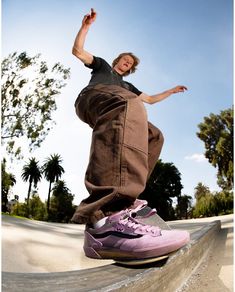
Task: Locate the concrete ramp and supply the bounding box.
[2,215,221,291]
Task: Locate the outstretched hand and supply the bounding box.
[169,85,188,94]
[82,8,97,27]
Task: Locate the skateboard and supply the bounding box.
[137,211,171,230]
[115,254,169,266]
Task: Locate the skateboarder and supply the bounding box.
[72,8,189,260]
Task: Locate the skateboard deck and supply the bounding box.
[137,212,171,230]
[115,254,169,266]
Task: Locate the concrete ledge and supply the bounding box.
[2,220,221,292]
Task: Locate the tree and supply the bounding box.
[193,182,233,217]
[29,193,47,221]
[1,52,70,158]
[42,154,65,215]
[193,193,215,218]
[194,182,210,202]
[12,193,47,220]
[197,108,233,190]
[176,194,192,219]
[12,202,28,218]
[140,160,183,220]
[213,191,233,215]
[21,157,42,215]
[1,159,16,212]
[50,180,75,222]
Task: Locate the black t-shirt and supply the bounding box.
[85,56,142,96]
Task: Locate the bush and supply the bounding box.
[12,194,47,221]
[193,190,233,218]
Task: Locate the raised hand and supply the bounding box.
[169,85,188,94]
[82,8,97,27]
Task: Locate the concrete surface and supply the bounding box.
[2,214,233,291]
[2,215,113,272]
[177,214,233,292]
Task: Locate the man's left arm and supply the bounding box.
[139,85,187,104]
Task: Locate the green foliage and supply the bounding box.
[49,180,75,222]
[12,202,28,218]
[175,194,193,219]
[194,182,210,201]
[21,157,42,215]
[213,191,234,215]
[193,193,216,217]
[12,194,47,221]
[1,52,70,158]
[42,154,65,183]
[193,183,233,217]
[1,159,16,212]
[29,193,47,220]
[42,154,65,214]
[140,160,183,220]
[197,108,233,190]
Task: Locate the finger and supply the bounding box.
[177,86,187,92]
[83,14,90,20]
[91,8,97,17]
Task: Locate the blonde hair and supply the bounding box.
[112,52,140,76]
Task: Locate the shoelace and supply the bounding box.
[119,211,161,236]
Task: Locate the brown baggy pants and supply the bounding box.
[71,84,164,223]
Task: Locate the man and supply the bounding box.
[71,8,189,260]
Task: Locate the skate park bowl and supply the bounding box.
[2,214,226,291]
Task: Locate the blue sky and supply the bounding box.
[2,0,233,205]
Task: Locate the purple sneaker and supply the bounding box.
[83,210,190,260]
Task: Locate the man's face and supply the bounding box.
[116,55,134,74]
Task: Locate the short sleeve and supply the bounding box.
[124,81,142,96]
[85,56,103,70]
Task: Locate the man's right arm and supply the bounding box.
[72,8,97,65]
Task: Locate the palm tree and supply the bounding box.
[42,154,65,215]
[194,182,210,202]
[21,157,42,214]
[2,159,16,212]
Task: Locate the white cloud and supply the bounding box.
[184,153,207,163]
